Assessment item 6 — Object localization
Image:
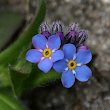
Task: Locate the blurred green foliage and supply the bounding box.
[0,12,23,51]
[0,87,26,110]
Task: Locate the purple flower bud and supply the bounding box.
[41,22,50,32]
[40,22,51,38]
[66,23,79,44]
[56,32,64,43]
[52,21,62,34]
[41,31,50,39]
[77,45,88,52]
[66,30,77,43]
[52,21,64,44]
[69,23,79,32]
[77,31,88,45]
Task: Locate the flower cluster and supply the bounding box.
[26,21,92,88]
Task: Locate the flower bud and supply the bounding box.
[52,21,62,34]
[41,31,50,38]
[76,31,88,45]
[77,45,88,52]
[40,22,51,38]
[56,32,64,43]
[69,23,79,31]
[66,23,79,43]
[66,30,77,43]
[52,21,64,43]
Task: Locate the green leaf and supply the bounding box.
[0,0,46,68]
[14,45,32,73]
[9,65,61,96]
[9,66,28,96]
[0,0,46,87]
[0,11,23,51]
[0,87,26,110]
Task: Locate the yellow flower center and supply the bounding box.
[43,49,52,58]
[68,60,76,70]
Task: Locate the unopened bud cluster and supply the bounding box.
[40,21,88,52]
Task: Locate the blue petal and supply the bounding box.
[48,35,61,50]
[63,44,76,60]
[61,69,75,88]
[38,58,52,73]
[32,34,47,50]
[75,50,92,64]
[26,49,43,63]
[75,65,92,82]
[53,59,67,73]
[51,50,64,62]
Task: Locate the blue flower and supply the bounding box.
[26,34,64,73]
[53,44,92,88]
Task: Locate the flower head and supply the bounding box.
[53,44,92,88]
[26,34,64,73]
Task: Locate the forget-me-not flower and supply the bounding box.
[53,43,92,88]
[26,34,64,73]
